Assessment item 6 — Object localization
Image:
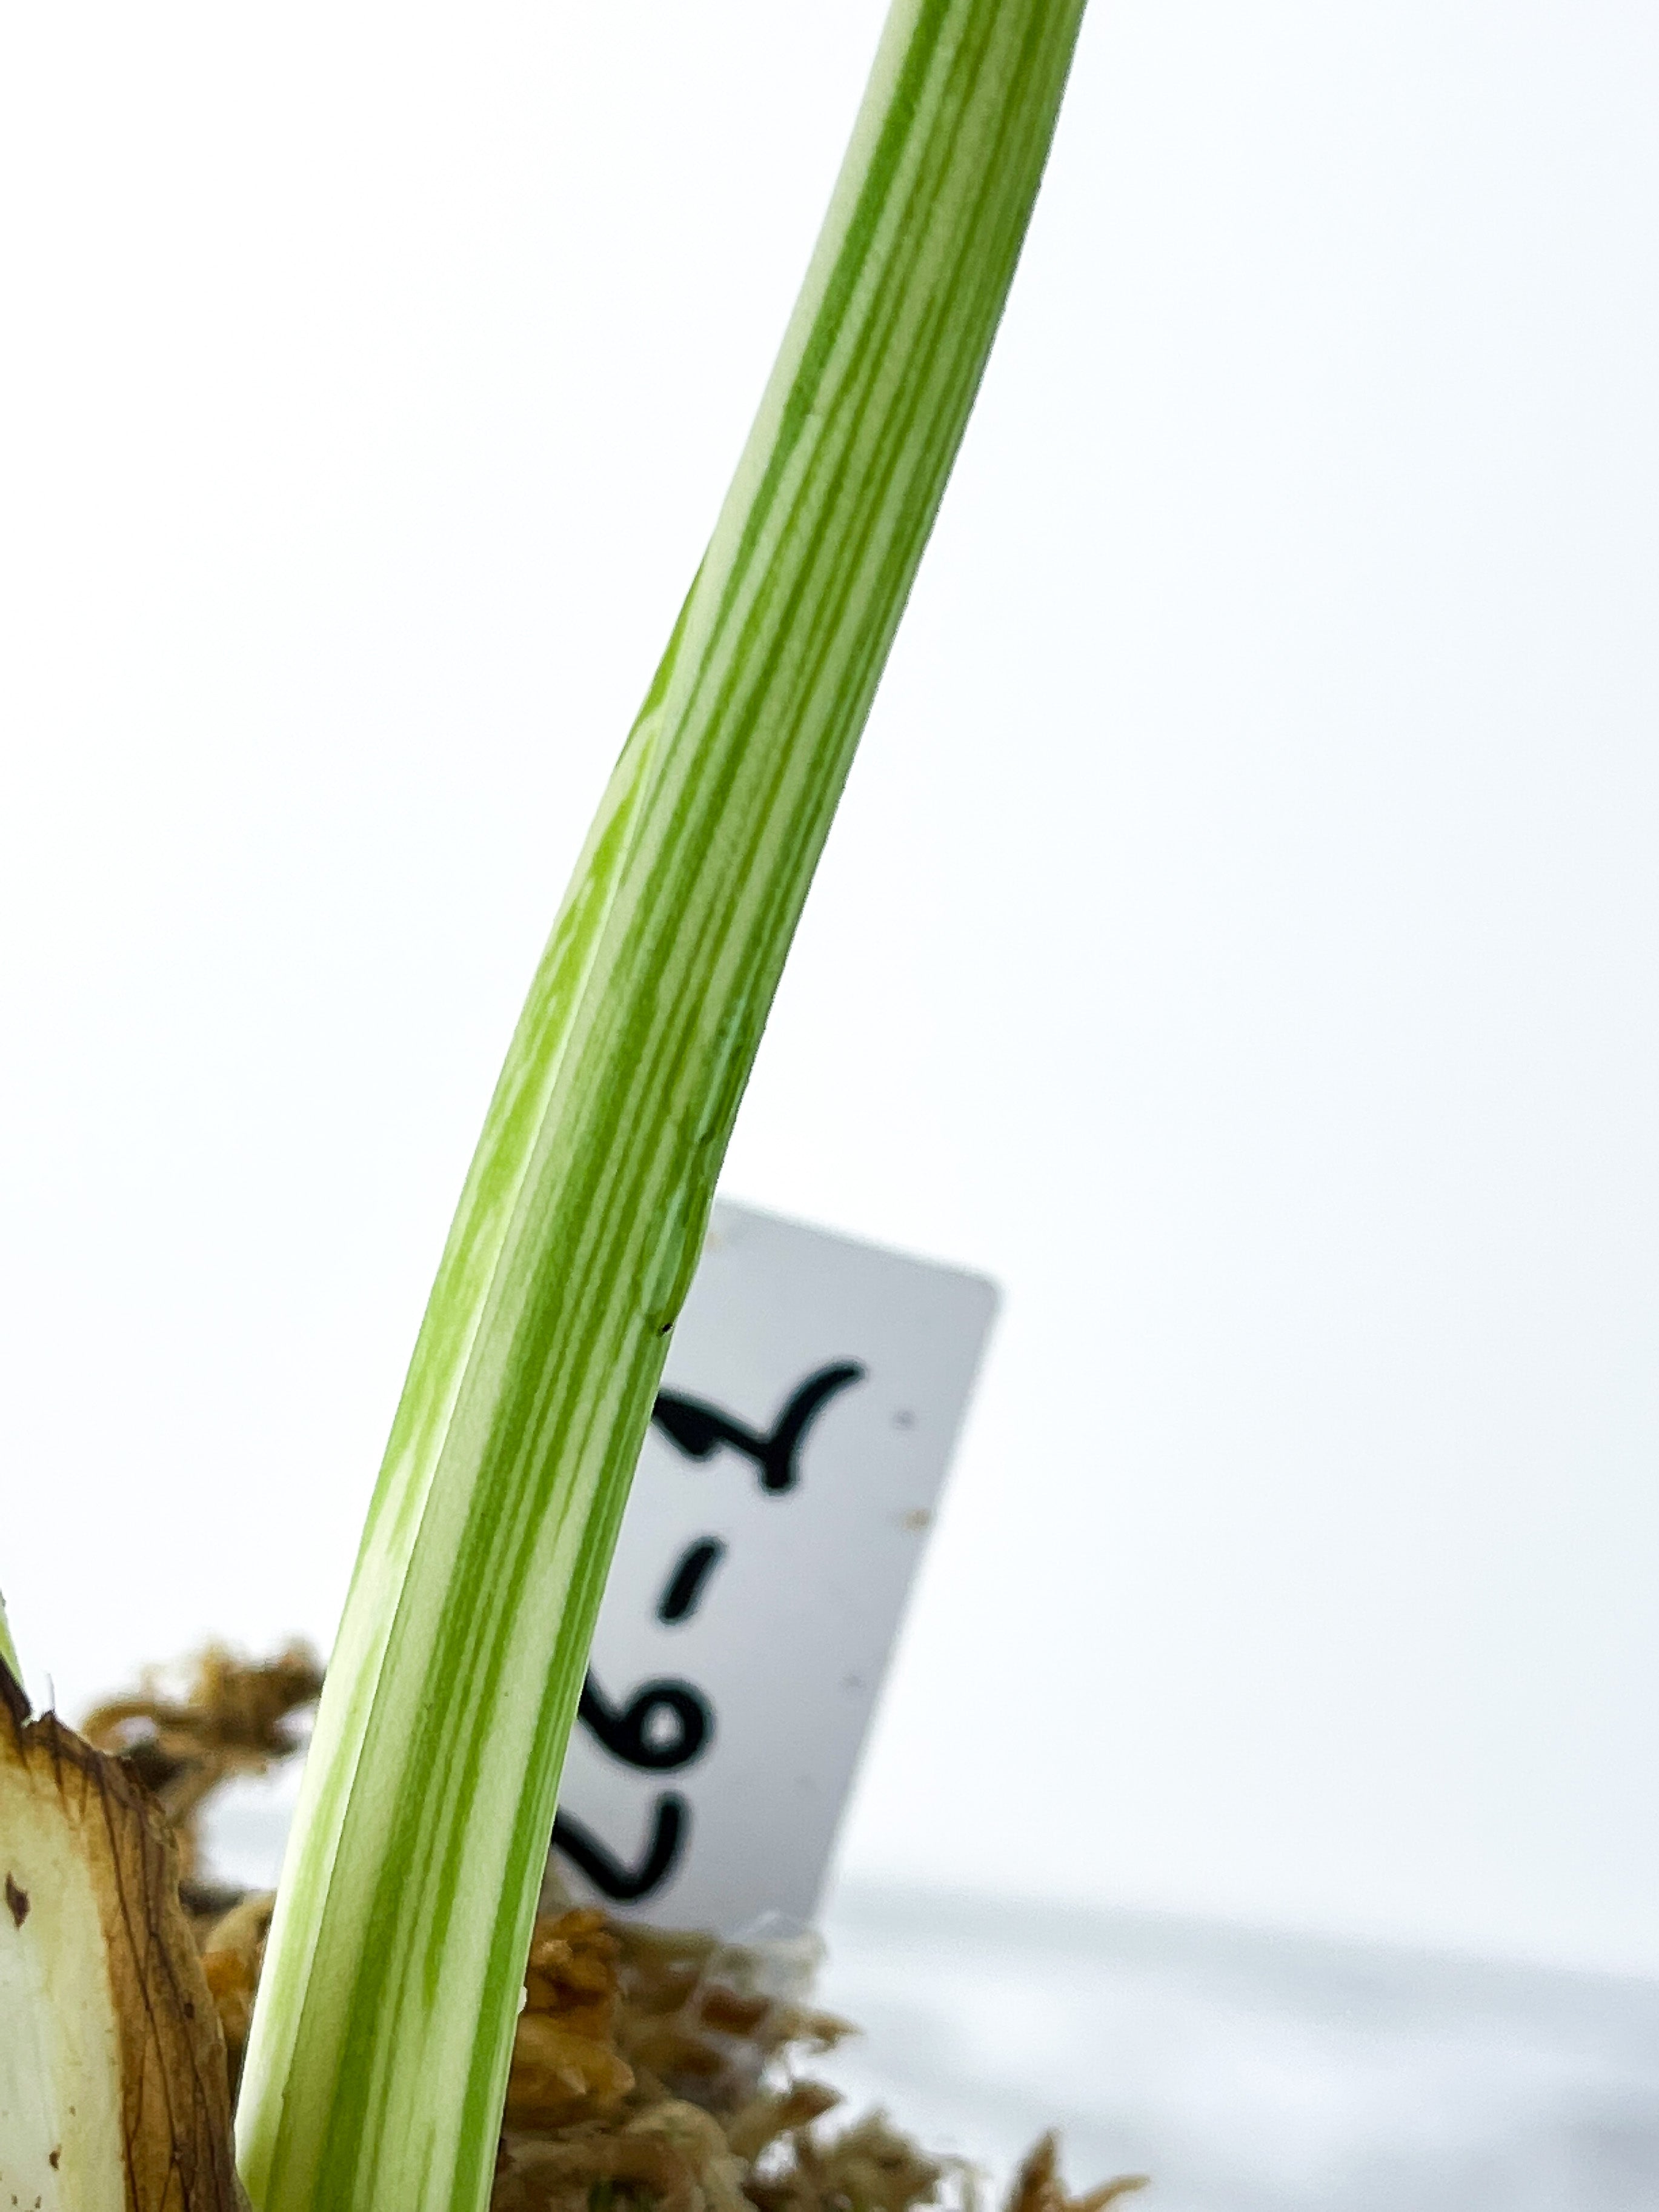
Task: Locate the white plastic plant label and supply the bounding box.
[550,1199,997,1936]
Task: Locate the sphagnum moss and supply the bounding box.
[91,1646,1152,2212]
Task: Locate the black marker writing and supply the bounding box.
[578,1670,711,1772]
[553,1796,687,1904]
[651,1362,865,1493]
[657,1537,726,1624]
[560,1359,867,1910]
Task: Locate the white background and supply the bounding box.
[2,3,1656,1978]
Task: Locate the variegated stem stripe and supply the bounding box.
[235,5,1088,2211]
[0,1590,22,1699]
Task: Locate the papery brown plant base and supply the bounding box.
[0,1669,244,2212]
[72,1647,1149,2212]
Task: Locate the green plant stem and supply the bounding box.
[0,1589,22,1699]
[234,7,1087,2211]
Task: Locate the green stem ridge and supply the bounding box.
[0,1590,23,1702]
[234,5,1086,2211]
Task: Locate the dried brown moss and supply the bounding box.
[1004,2135,1147,2212]
[81,1641,322,1902]
[84,1646,1149,2212]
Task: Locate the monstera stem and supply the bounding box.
[234,8,1088,2212]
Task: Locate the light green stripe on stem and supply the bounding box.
[234,5,1086,2211]
[0,1590,22,1699]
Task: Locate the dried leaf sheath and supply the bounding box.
[0,1672,241,2212]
